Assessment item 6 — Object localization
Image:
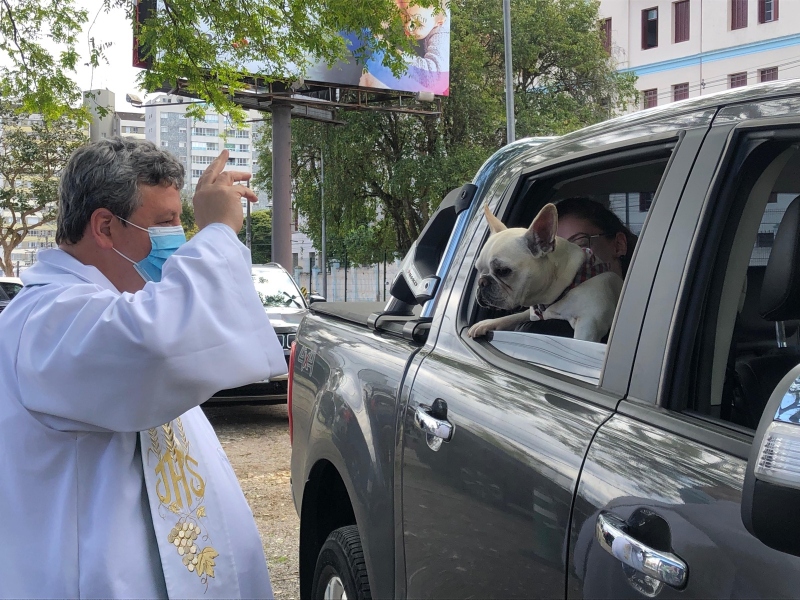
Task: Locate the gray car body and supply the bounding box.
[290,80,800,599]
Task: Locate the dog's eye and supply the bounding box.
[494,267,512,278]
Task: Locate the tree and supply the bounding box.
[0,103,87,275]
[180,195,198,239]
[237,209,272,264]
[254,0,637,259]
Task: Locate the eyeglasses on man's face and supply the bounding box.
[567,232,614,248]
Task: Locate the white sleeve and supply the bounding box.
[16,224,287,432]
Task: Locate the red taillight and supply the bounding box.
[287,341,297,445]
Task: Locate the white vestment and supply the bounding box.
[0,224,287,599]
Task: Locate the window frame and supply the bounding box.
[730,72,748,89]
[673,82,690,101]
[759,66,779,82]
[601,18,612,53]
[759,0,778,22]
[732,0,748,29]
[644,88,658,109]
[459,135,683,393]
[674,0,690,43]
[642,7,659,49]
[627,115,800,453]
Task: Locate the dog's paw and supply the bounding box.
[468,319,495,338]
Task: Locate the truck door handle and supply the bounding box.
[596,512,688,589]
[414,399,454,446]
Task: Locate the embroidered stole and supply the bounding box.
[140,417,241,598]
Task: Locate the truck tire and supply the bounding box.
[310,525,372,600]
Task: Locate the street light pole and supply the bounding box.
[503,0,515,144]
[320,146,327,298]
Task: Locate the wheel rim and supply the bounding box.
[323,575,347,600]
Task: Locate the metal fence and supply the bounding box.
[293,257,403,302]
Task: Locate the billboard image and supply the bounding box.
[134,0,450,98]
[306,2,450,96]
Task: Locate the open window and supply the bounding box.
[466,140,677,384]
[677,132,800,430]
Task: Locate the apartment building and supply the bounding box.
[115,112,146,139]
[600,0,800,109]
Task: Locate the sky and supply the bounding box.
[73,1,150,112]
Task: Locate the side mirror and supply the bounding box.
[389,183,477,307]
[742,363,800,556]
[308,294,326,304]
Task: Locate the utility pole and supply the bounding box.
[320,146,327,298]
[503,0,515,144]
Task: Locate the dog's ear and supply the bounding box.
[525,203,558,257]
[483,204,507,234]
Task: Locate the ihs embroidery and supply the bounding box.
[148,418,219,588]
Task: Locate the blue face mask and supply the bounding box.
[113,217,187,283]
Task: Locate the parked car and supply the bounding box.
[289,80,800,599]
[208,263,314,404]
[0,277,23,300]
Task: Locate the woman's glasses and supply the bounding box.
[567,232,614,248]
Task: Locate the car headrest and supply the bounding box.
[761,195,800,321]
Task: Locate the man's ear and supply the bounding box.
[525,203,558,257]
[89,208,116,250]
[484,204,506,234]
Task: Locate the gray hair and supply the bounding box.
[57,137,185,244]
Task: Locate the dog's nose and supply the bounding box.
[478,275,490,288]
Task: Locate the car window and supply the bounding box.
[467,142,676,384]
[678,133,800,430]
[0,282,22,299]
[252,270,306,309]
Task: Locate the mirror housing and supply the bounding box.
[742,363,800,556]
[389,184,477,307]
[308,294,326,304]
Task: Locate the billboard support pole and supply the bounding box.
[503,0,515,144]
[271,102,293,271]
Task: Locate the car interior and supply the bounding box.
[468,142,676,384]
[687,140,800,431]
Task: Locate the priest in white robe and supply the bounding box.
[0,139,287,599]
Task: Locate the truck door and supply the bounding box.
[570,108,800,598]
[397,118,712,598]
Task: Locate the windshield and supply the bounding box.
[252,270,305,309]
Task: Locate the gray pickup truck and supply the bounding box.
[289,80,800,599]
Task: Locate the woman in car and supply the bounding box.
[554,196,638,278]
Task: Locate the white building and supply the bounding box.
[115,112,146,140]
[83,89,115,141]
[600,0,800,109]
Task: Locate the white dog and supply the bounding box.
[467,203,623,342]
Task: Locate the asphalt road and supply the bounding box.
[202,403,299,599]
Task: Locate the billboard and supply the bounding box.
[134,1,450,97]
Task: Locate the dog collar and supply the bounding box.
[530,248,611,321]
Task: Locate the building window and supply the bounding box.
[759,67,778,82]
[238,144,250,153]
[732,0,748,29]
[673,82,689,101]
[643,88,658,109]
[642,8,658,49]
[639,192,654,212]
[161,141,168,147]
[757,231,775,247]
[161,113,169,119]
[179,141,186,148]
[601,18,612,53]
[759,0,778,22]
[729,72,747,88]
[236,158,249,166]
[674,0,690,42]
[161,125,168,133]
[191,169,205,178]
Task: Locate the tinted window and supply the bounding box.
[0,282,22,299]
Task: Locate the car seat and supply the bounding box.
[733,196,800,428]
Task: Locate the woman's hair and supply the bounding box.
[555,197,638,276]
